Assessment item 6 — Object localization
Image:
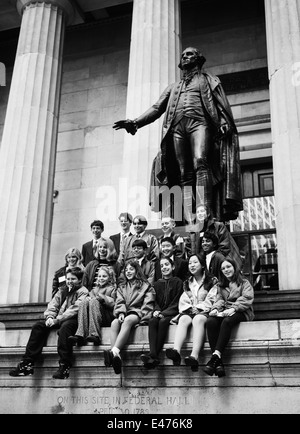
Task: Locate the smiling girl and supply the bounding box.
[83,237,120,291]
[166,253,217,371]
[140,256,183,369]
[104,261,155,374]
[203,258,254,378]
[68,266,117,346]
[52,247,85,297]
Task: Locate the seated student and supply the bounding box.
[186,205,242,269]
[68,266,117,346]
[157,216,185,258]
[201,232,225,282]
[52,247,85,297]
[166,253,217,371]
[140,256,183,369]
[9,267,88,379]
[118,215,159,266]
[203,258,254,378]
[81,220,104,266]
[83,237,121,291]
[154,236,188,282]
[110,212,134,256]
[103,261,155,374]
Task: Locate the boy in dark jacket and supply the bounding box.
[9,267,88,379]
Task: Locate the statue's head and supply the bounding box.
[178,47,206,70]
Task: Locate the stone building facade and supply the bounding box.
[0,0,300,416]
[0,0,299,304]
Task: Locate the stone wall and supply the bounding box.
[1,319,300,414]
[0,4,271,300]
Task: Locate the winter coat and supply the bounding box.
[113,279,155,324]
[89,283,117,310]
[178,275,218,315]
[44,285,88,324]
[153,276,183,318]
[52,266,67,298]
[212,278,255,321]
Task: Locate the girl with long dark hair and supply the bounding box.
[104,261,155,374]
[166,253,217,371]
[203,258,254,377]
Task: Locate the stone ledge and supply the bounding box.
[1,319,298,348]
[1,319,300,414]
[1,341,300,391]
[0,319,299,389]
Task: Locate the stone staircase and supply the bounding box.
[1,295,300,414]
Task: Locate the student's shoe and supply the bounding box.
[103,350,113,367]
[215,358,226,377]
[86,335,101,345]
[52,363,70,379]
[203,354,222,377]
[140,353,151,366]
[9,360,34,377]
[68,335,85,346]
[112,355,122,375]
[141,354,159,369]
[184,355,199,372]
[166,348,181,366]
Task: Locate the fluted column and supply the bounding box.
[264,0,300,290]
[0,0,74,303]
[121,0,181,224]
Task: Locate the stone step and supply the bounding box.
[1,330,299,388]
[1,290,300,331]
[0,319,292,348]
[1,319,300,414]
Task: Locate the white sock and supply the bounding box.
[213,350,221,358]
[111,346,120,357]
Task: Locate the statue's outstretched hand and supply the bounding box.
[113,119,137,135]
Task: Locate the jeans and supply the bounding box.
[23,318,78,366]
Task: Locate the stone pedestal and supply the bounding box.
[264,0,300,290]
[121,0,181,225]
[0,0,74,304]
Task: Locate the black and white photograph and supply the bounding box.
[0,0,299,417]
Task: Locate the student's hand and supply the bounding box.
[223,308,235,317]
[97,294,104,302]
[118,314,125,323]
[45,318,54,327]
[153,311,161,318]
[209,309,218,317]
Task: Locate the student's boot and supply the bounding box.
[52,363,70,379]
[9,360,34,377]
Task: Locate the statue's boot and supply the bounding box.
[195,158,213,215]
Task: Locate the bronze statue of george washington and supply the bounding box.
[113,47,243,226]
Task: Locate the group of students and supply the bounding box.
[9,208,254,380]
